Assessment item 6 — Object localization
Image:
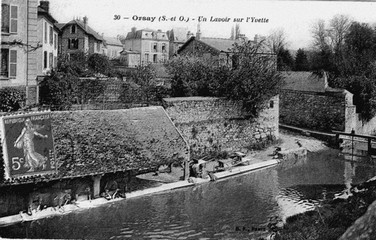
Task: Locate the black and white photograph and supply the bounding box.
[1,0,376,239]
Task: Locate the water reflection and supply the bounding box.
[1,149,376,239]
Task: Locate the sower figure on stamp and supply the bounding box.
[14,118,48,172]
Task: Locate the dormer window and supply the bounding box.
[71,25,76,34]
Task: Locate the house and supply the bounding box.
[37,1,59,79]
[178,35,275,68]
[56,17,104,56]
[119,50,141,68]
[166,28,189,58]
[103,37,123,60]
[0,0,40,105]
[123,28,169,64]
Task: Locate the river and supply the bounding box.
[1,149,376,239]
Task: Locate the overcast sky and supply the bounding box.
[48,0,376,50]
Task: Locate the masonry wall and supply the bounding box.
[280,90,347,132]
[163,96,279,157]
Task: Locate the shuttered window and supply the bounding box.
[49,52,53,68]
[9,50,17,78]
[44,22,47,43]
[1,4,9,33]
[44,51,47,69]
[49,26,53,45]
[10,5,17,33]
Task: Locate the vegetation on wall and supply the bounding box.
[0,87,26,112]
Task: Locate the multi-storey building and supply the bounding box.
[37,1,59,76]
[103,37,123,60]
[1,0,40,104]
[56,17,104,55]
[123,28,169,65]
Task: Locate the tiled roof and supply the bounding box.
[104,37,123,47]
[200,38,236,52]
[281,71,328,92]
[125,29,168,40]
[0,107,188,185]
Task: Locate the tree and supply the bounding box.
[128,64,158,105]
[277,47,294,71]
[223,40,283,116]
[87,53,111,75]
[166,40,284,117]
[294,49,310,71]
[311,19,330,51]
[328,14,352,54]
[267,28,288,55]
[0,88,25,112]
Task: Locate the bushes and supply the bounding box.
[0,87,26,112]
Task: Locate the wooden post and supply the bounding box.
[368,138,372,156]
[92,175,102,198]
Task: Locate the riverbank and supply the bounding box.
[0,130,328,228]
[274,176,376,240]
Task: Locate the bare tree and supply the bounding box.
[266,28,288,54]
[311,19,329,51]
[328,14,352,53]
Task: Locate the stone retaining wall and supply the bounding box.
[163,96,279,157]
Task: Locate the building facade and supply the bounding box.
[56,17,104,55]
[103,37,123,60]
[37,1,59,77]
[1,0,40,104]
[123,28,169,65]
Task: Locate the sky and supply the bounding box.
[48,0,376,50]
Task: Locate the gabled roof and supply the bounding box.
[37,6,57,24]
[178,36,236,54]
[104,37,123,47]
[200,38,236,52]
[281,71,329,92]
[58,19,104,41]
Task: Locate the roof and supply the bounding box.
[125,29,169,41]
[0,107,188,185]
[37,6,58,26]
[200,38,236,52]
[104,37,123,47]
[120,50,140,54]
[281,71,329,92]
[59,19,104,41]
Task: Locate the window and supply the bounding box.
[71,25,76,34]
[269,100,274,108]
[49,52,53,68]
[145,53,149,62]
[49,26,53,45]
[153,43,157,52]
[44,22,47,43]
[1,4,17,34]
[68,38,79,49]
[162,44,166,52]
[54,56,57,68]
[1,49,17,78]
[96,42,100,52]
[153,54,157,63]
[44,51,48,69]
[54,33,57,50]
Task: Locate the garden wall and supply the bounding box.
[163,96,279,157]
[279,89,351,132]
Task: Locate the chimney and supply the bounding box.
[131,27,136,33]
[83,16,88,30]
[196,23,201,40]
[254,34,259,43]
[40,1,50,13]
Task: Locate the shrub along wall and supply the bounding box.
[163,97,279,157]
[280,89,348,132]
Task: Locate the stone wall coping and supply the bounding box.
[163,97,223,102]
